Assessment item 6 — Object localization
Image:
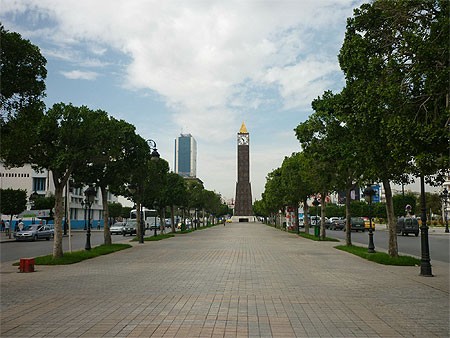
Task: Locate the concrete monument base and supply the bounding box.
[231,216,257,223]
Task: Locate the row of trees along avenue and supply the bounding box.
[253,0,449,258]
[0,24,230,259]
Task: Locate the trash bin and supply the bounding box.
[314,225,320,237]
[19,258,35,273]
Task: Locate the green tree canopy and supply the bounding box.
[0,24,47,121]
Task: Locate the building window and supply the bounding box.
[33,177,46,192]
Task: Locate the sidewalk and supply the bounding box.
[1,222,449,337]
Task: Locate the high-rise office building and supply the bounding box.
[174,133,197,178]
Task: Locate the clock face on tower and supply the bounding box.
[238,134,249,145]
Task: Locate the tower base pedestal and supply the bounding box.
[231,216,257,223]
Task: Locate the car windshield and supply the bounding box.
[22,225,38,231]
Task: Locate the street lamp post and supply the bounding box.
[81,200,87,230]
[364,185,376,253]
[147,139,160,239]
[419,176,433,277]
[312,197,320,237]
[84,185,96,251]
[440,188,449,233]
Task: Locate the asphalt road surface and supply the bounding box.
[324,227,449,263]
[0,229,168,263]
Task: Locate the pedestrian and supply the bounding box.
[223,218,226,226]
[1,220,5,232]
[18,219,24,231]
[5,220,10,237]
[97,221,100,230]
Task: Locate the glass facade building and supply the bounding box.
[174,134,197,178]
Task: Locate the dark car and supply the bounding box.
[14,224,53,241]
[122,220,137,236]
[330,219,346,230]
[397,217,419,236]
[343,217,365,232]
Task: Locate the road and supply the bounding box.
[0,229,169,263]
[324,227,450,263]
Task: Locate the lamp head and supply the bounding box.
[151,149,160,160]
[312,197,320,207]
[84,185,96,204]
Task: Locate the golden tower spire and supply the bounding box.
[239,121,248,134]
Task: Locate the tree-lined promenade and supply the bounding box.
[1,0,448,263]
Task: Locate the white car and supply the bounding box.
[110,222,125,235]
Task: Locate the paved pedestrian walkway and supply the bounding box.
[1,222,448,337]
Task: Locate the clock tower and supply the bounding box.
[233,122,253,220]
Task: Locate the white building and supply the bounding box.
[0,162,118,228]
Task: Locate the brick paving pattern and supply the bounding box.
[1,222,448,337]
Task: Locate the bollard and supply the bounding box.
[19,258,35,273]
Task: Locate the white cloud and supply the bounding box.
[1,0,363,199]
[60,70,98,80]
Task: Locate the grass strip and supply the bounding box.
[132,233,175,241]
[335,245,420,266]
[24,244,132,265]
[297,231,340,242]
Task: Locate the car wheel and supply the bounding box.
[415,232,419,237]
[46,237,50,241]
[33,235,38,241]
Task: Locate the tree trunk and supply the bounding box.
[383,179,398,257]
[345,188,352,246]
[136,201,142,239]
[52,183,65,258]
[101,186,112,245]
[170,205,176,233]
[303,197,310,234]
[320,190,327,240]
[160,208,165,233]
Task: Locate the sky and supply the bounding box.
[3,0,432,202]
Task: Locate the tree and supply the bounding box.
[0,25,47,121]
[280,152,315,233]
[262,168,285,227]
[108,202,123,225]
[0,188,27,237]
[121,206,132,220]
[393,194,417,217]
[295,91,362,240]
[338,0,449,256]
[163,172,188,232]
[71,115,144,245]
[8,103,111,258]
[32,195,55,211]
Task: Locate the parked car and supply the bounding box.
[397,217,419,236]
[14,224,53,241]
[122,220,138,236]
[110,222,125,235]
[343,217,365,232]
[330,219,346,230]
